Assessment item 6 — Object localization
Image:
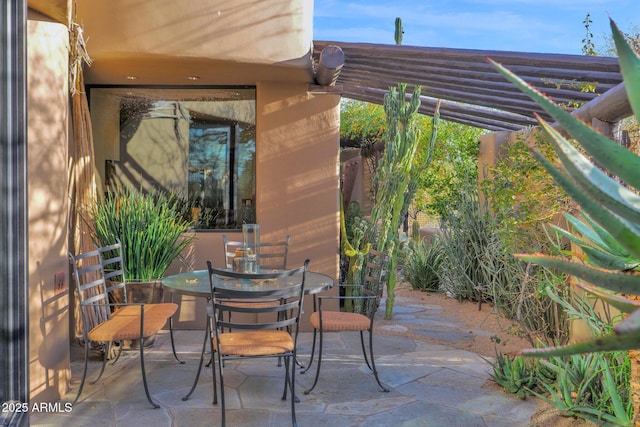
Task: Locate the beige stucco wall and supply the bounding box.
[27,11,71,403]
[75,0,314,86]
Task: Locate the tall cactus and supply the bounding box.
[371,83,422,319]
[340,193,370,312]
[394,17,403,45]
[400,100,440,234]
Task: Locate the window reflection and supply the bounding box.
[89,86,256,230]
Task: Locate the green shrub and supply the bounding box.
[401,236,443,291]
[492,352,537,399]
[89,186,195,281]
[494,285,632,425]
[436,166,569,345]
[533,353,632,426]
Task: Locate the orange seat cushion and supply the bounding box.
[213,330,294,356]
[87,303,177,342]
[309,311,371,332]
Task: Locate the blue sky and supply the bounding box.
[313,1,639,55]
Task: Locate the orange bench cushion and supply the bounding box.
[87,303,177,342]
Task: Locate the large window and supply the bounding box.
[89,86,256,230]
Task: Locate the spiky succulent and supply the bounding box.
[488,18,640,356]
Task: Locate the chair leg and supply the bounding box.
[182,321,210,402]
[359,331,373,371]
[110,341,123,365]
[367,329,389,392]
[72,339,91,404]
[289,356,298,427]
[139,336,161,408]
[206,315,215,368]
[219,353,226,427]
[303,328,323,394]
[168,294,185,364]
[300,328,317,374]
[281,356,289,400]
[211,340,218,405]
[90,342,110,385]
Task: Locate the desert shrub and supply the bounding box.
[493,350,631,426]
[401,235,443,291]
[482,129,572,254]
[492,352,537,399]
[436,166,569,345]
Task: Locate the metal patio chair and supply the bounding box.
[220,234,292,367]
[219,234,291,328]
[222,234,290,270]
[203,260,309,427]
[302,248,390,394]
[69,241,178,408]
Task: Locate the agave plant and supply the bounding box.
[487,18,640,356]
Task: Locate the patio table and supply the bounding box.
[161,268,334,400]
[162,268,333,298]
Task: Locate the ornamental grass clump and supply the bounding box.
[89,186,194,281]
[401,235,443,292]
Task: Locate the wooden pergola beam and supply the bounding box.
[314,40,626,131]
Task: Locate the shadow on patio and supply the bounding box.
[31,297,538,427]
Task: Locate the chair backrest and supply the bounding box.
[222,234,290,270]
[97,239,128,303]
[362,248,389,316]
[258,235,290,269]
[69,240,129,334]
[69,247,111,333]
[207,259,308,333]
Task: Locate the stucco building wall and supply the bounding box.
[27,11,71,404]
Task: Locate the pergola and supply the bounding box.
[313,40,628,132]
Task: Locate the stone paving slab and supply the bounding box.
[31,301,539,427]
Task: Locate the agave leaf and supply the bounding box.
[489,58,640,191]
[521,331,640,357]
[581,245,640,271]
[576,282,640,314]
[549,225,636,270]
[599,361,629,424]
[614,307,640,335]
[531,149,640,259]
[580,212,630,258]
[550,223,597,251]
[563,213,611,251]
[611,19,640,122]
[539,119,640,225]
[516,253,640,295]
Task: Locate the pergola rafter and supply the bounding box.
[313,40,624,131]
